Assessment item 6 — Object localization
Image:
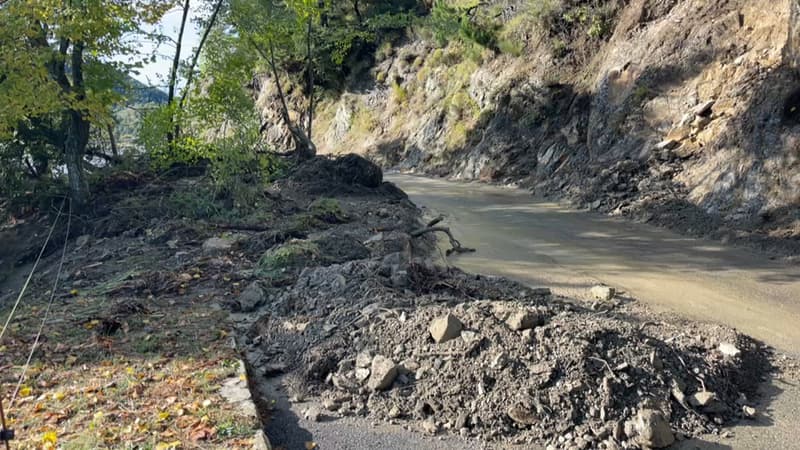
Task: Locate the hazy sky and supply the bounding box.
[128,5,202,90]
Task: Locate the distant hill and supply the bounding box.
[117,75,168,105]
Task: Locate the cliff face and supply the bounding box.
[258,0,800,253]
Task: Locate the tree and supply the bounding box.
[231,0,322,160]
[0,0,171,207]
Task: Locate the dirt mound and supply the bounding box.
[283,154,393,197]
[244,245,772,449]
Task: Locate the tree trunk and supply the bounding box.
[167,0,191,144]
[178,0,223,112]
[306,17,314,139]
[107,123,118,158]
[64,110,89,207]
[65,42,90,208]
[253,39,316,160]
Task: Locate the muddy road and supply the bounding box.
[389,174,800,357]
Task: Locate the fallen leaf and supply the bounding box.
[305,441,318,450]
[19,385,32,397]
[155,441,182,450]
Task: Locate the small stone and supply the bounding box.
[508,405,538,426]
[718,342,741,357]
[590,285,616,300]
[421,418,438,434]
[742,405,757,419]
[629,409,674,448]
[356,351,373,368]
[202,236,234,253]
[355,368,371,382]
[322,398,340,411]
[655,139,681,150]
[506,311,543,331]
[429,313,463,343]
[303,406,322,422]
[388,405,402,419]
[367,355,398,391]
[693,100,715,117]
[75,234,91,248]
[236,282,266,313]
[689,391,716,407]
[650,350,664,370]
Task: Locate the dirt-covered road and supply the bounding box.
[390,174,800,356]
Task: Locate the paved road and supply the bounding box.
[389,174,800,356]
[266,174,800,450]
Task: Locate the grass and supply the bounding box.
[258,240,320,274]
[308,197,347,223]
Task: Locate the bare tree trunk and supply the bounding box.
[107,123,118,158]
[305,17,314,138]
[167,0,191,144]
[353,0,362,23]
[65,42,89,208]
[178,0,223,112]
[251,38,316,160]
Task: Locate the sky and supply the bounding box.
[127,5,202,90]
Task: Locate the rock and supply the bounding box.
[718,342,741,357]
[236,282,266,312]
[253,430,272,450]
[655,139,681,150]
[590,285,616,300]
[202,236,234,254]
[356,351,373,368]
[304,406,322,422]
[629,409,674,448]
[742,405,757,419]
[322,398,340,411]
[693,100,715,117]
[75,234,91,248]
[506,311,543,331]
[355,367,371,382]
[421,418,438,434]
[429,313,463,343]
[508,405,538,426]
[650,350,664,370]
[689,391,716,407]
[388,405,402,419]
[367,355,398,391]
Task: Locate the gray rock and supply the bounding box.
[355,367,371,382]
[655,139,681,150]
[367,355,398,391]
[506,311,543,331]
[590,285,616,300]
[718,342,741,357]
[689,391,716,407]
[202,236,234,253]
[742,405,757,419]
[429,313,463,343]
[629,409,675,448]
[693,99,715,117]
[75,234,91,248]
[508,405,538,426]
[356,351,373,368]
[253,430,272,450]
[236,282,266,312]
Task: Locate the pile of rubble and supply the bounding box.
[241,232,771,449]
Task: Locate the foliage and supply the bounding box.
[258,240,320,274]
[308,197,347,223]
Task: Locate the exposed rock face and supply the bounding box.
[256,0,800,257]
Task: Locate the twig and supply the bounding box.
[589,356,619,380]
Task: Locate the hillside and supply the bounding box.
[258,0,800,257]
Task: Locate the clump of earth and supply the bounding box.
[237,161,773,450]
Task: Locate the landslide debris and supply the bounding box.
[237,156,775,448]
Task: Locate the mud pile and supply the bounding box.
[243,241,772,449]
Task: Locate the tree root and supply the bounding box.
[411,216,476,256]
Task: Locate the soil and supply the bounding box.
[0,155,793,450]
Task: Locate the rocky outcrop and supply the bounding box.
[256,0,800,256]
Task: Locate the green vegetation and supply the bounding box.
[309,197,348,223]
[258,240,320,275]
